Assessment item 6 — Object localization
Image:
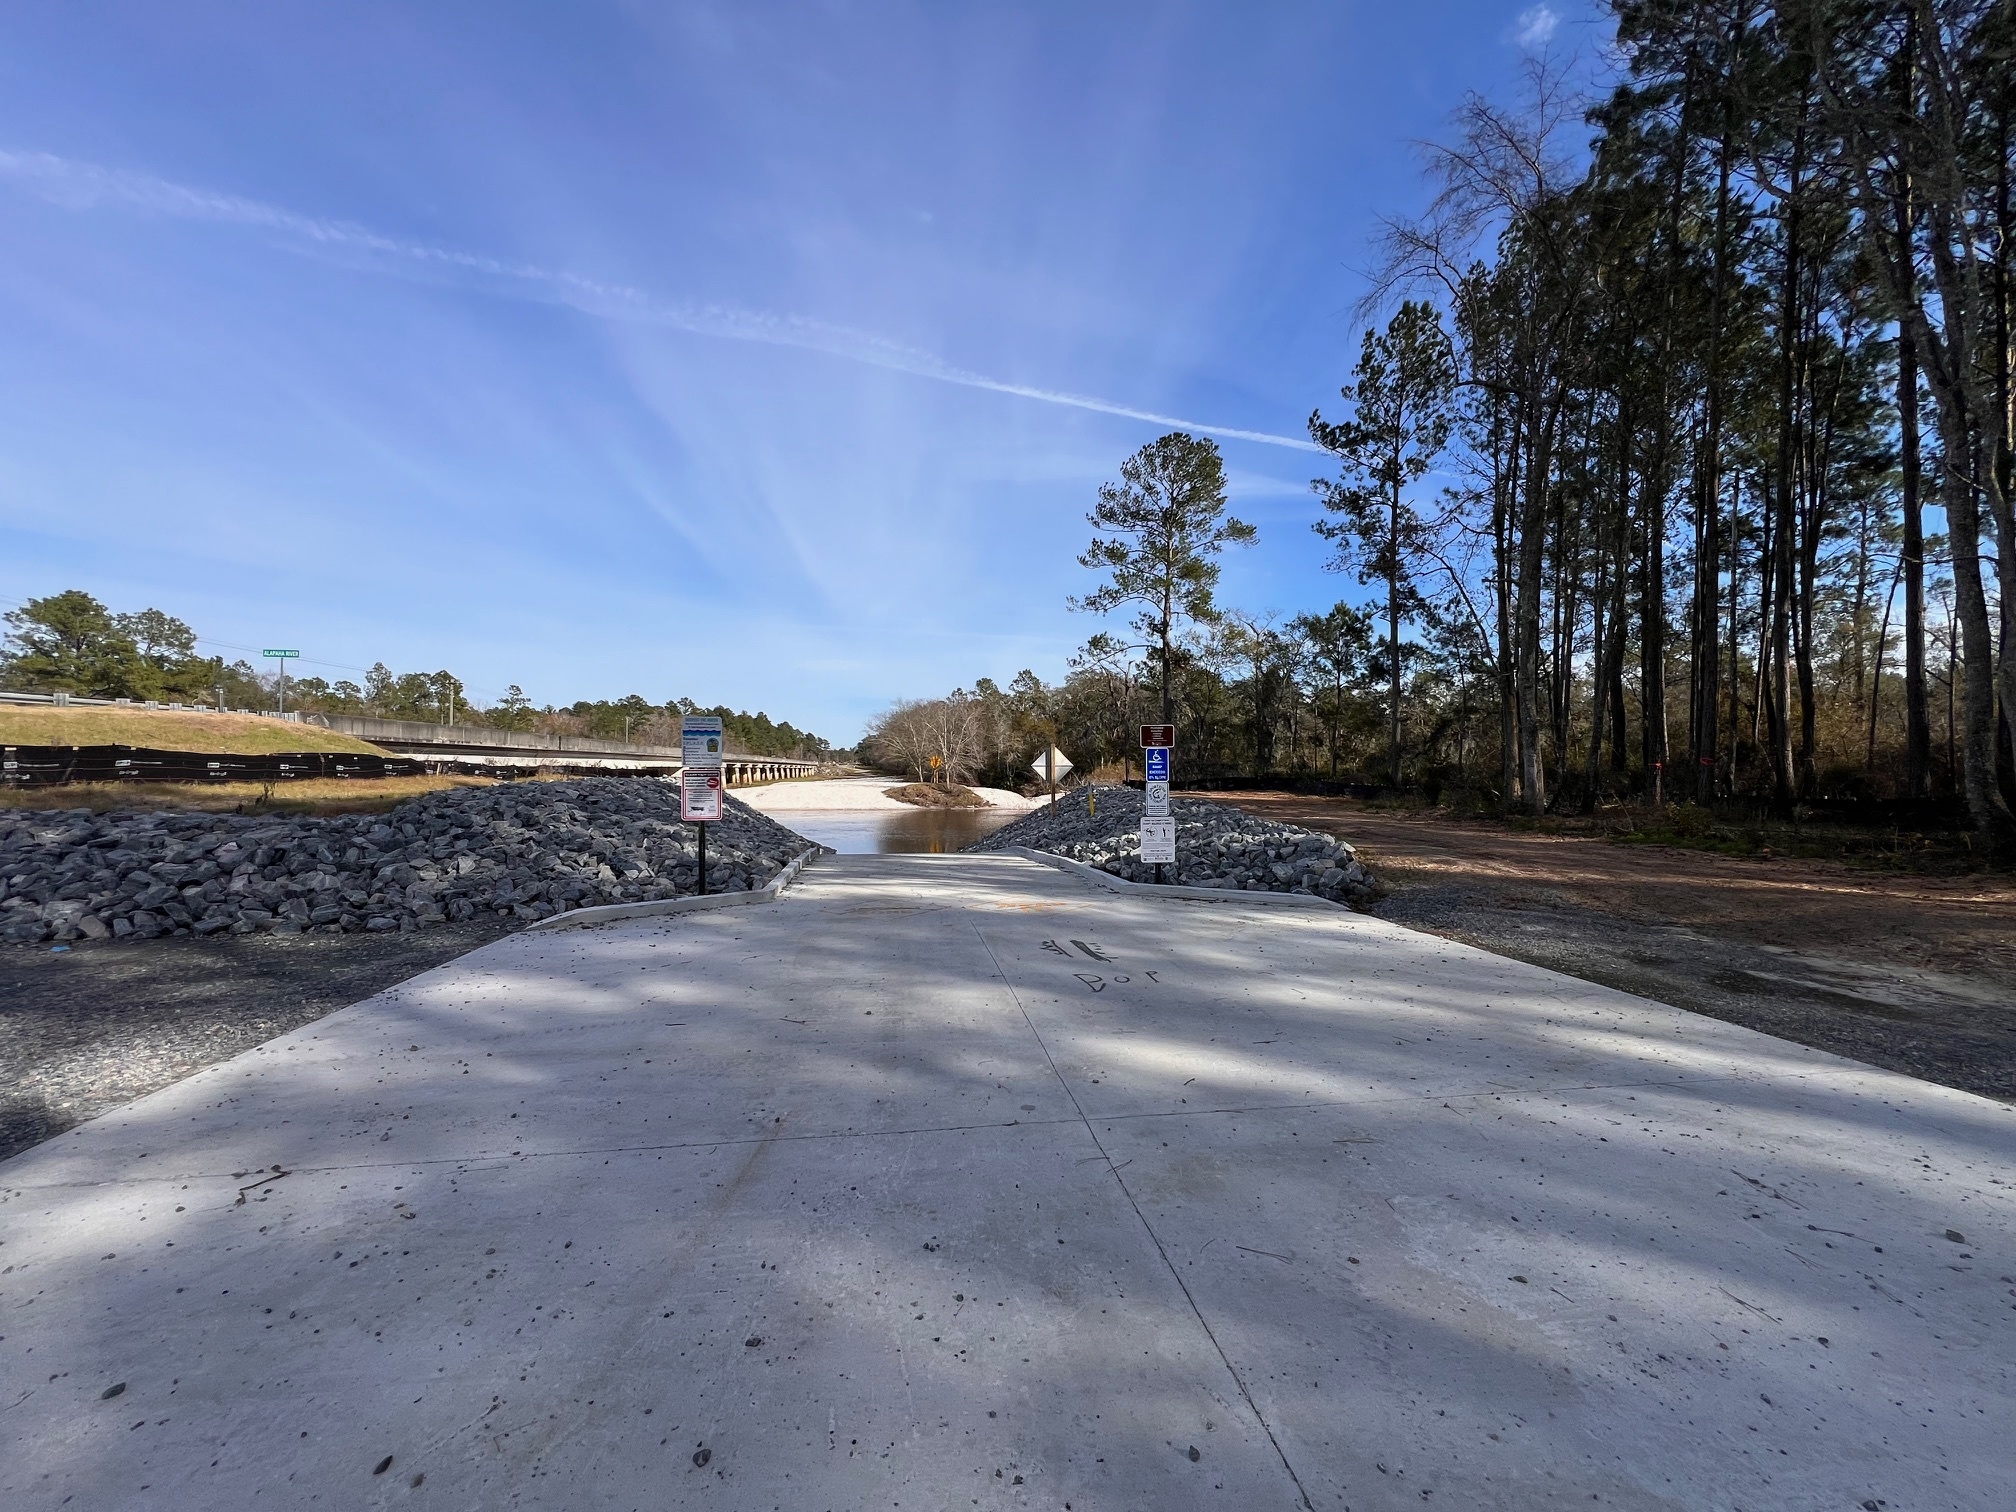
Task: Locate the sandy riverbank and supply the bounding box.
[737,775,1041,813]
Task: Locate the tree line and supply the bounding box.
[875,1,2015,847]
[2,589,834,759]
[1355,0,2013,841]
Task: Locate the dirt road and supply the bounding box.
[1219,793,2016,1103]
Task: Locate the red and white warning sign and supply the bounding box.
[680,770,723,822]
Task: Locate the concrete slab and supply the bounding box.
[2,852,2009,1510]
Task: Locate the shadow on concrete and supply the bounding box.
[0,854,2006,1509]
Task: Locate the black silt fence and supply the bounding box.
[0,745,428,786]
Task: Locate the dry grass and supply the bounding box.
[0,773,499,816]
[884,782,991,809]
[0,706,382,755]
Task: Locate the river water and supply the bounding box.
[778,806,1023,855]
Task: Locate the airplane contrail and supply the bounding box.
[0,148,1322,453]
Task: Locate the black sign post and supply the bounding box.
[681,716,726,898]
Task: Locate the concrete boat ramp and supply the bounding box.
[2,853,2009,1510]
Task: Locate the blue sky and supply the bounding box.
[0,1,1600,741]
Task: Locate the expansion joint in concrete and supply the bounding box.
[967,914,1320,1512]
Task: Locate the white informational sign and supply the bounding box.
[1139,816,1176,865]
[681,716,724,771]
[1143,779,1170,816]
[680,770,723,822]
[1030,747,1074,782]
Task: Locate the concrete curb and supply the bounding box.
[523,843,827,932]
[1004,845,1351,911]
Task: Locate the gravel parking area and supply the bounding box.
[0,917,517,1163]
[0,777,825,1165]
[1378,883,2016,1101]
[1228,791,2016,1105]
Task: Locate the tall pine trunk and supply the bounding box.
[1692,4,1743,804]
[1641,478,1668,801]
[1767,103,1807,815]
[1514,391,1558,816]
[1495,454,1518,807]
[1888,50,1934,802]
[1388,480,1403,786]
[1899,324,1930,796]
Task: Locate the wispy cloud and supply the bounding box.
[0,147,1320,453]
[1513,5,1560,47]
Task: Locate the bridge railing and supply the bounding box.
[0,693,824,782]
[310,714,824,783]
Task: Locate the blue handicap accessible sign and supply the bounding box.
[1144,747,1170,781]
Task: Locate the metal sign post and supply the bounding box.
[1141,730,1174,883]
[680,773,723,890]
[262,649,300,715]
[1030,747,1073,811]
[681,716,726,895]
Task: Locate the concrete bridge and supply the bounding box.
[310,714,822,784]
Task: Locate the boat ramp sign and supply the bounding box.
[680,770,723,822]
[1140,738,1174,869]
[681,716,724,771]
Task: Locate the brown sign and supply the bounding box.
[1139,725,1175,748]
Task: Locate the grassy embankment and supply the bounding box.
[0,704,488,815]
[0,706,380,754]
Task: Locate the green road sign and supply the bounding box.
[262,649,301,658]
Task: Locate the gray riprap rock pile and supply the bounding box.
[967,785,1383,908]
[0,778,815,945]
